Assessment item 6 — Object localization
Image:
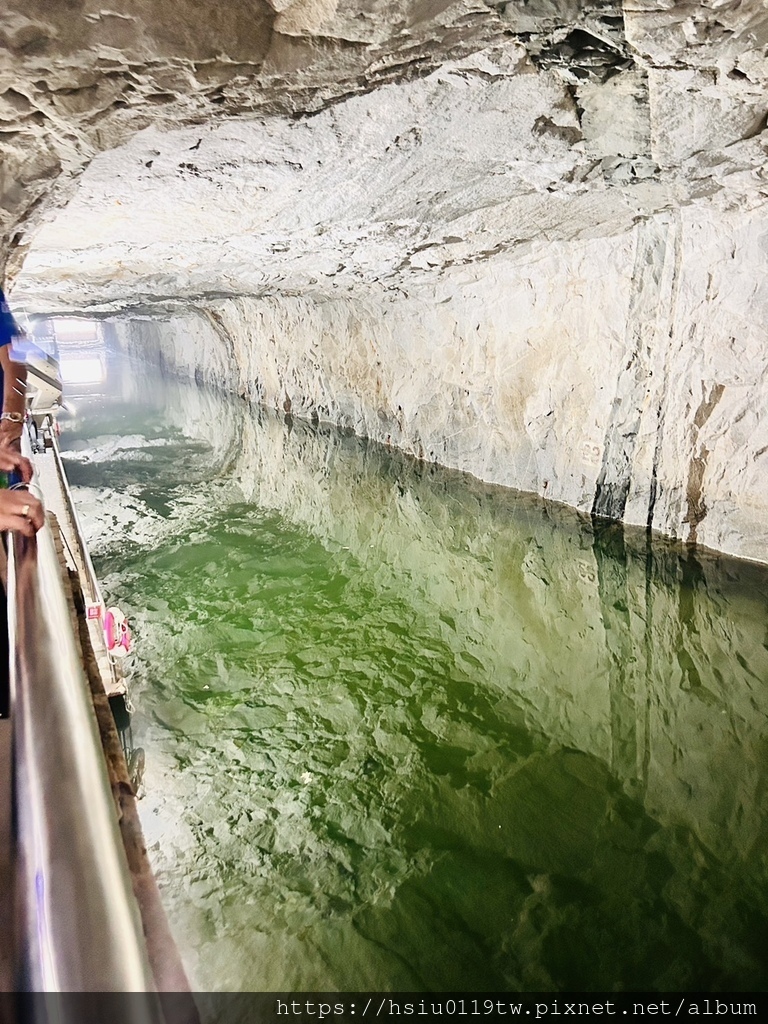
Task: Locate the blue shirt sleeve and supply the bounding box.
[0,288,21,348]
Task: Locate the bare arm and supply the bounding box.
[0,342,27,446]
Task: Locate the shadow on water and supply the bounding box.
[58,357,768,993]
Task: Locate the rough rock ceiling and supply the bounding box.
[4,1,768,309]
[4,3,768,563]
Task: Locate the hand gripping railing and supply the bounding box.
[6,503,164,1016]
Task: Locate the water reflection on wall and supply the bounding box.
[232,406,768,857]
[66,363,768,990]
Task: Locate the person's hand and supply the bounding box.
[0,419,23,448]
[0,490,44,536]
[0,446,32,483]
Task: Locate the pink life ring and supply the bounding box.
[104,607,132,658]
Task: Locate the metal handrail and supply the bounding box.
[6,480,164,1008]
[47,424,127,701]
[48,426,103,610]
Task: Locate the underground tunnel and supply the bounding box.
[2,0,768,1000]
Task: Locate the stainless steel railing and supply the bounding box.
[5,474,164,1010]
[48,423,103,611]
[47,423,126,700]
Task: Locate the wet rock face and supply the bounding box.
[0,0,509,266]
[4,2,768,561]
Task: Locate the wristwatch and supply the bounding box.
[0,412,24,422]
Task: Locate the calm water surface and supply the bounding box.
[60,360,768,993]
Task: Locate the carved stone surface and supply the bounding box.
[3,2,768,561]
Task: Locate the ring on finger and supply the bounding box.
[21,504,30,517]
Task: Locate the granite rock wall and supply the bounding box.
[4,1,768,561]
[112,198,768,564]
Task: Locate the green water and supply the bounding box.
[61,365,768,993]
